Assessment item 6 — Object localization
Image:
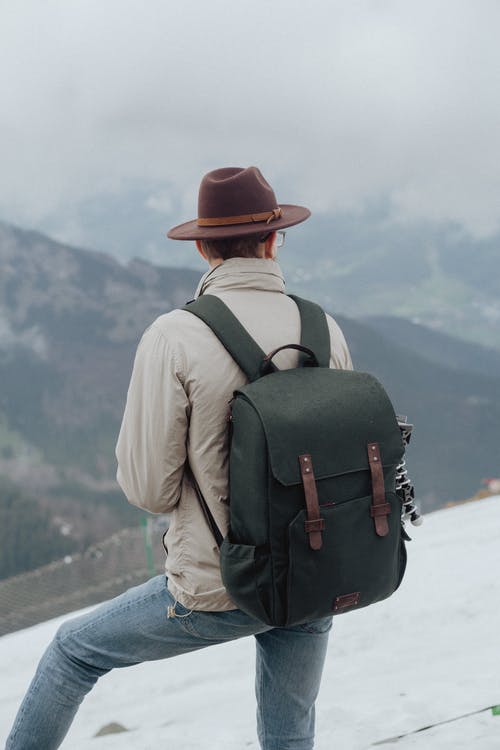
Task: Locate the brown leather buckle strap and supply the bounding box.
[299,454,325,550]
[367,442,390,537]
[197,207,282,227]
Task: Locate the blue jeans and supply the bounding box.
[6,575,332,750]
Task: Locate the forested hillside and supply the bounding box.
[0,479,73,578]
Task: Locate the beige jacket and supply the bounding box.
[116,258,352,611]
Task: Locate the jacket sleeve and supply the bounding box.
[115,323,190,514]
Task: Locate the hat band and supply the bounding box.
[197,207,282,227]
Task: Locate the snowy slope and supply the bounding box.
[1,497,499,749]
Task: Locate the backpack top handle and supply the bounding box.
[260,344,318,377]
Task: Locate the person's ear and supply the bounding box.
[263,231,277,259]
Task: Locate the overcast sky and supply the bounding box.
[1,0,500,252]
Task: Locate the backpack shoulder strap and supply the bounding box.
[288,295,331,368]
[183,294,332,378]
[182,294,275,383]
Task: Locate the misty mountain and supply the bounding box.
[0,221,499,574]
[336,315,499,511]
[38,191,500,352]
[359,316,500,378]
[0,221,199,562]
[286,212,500,353]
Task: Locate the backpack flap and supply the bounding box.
[234,366,405,491]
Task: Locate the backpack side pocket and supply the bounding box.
[220,537,272,625]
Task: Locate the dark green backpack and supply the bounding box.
[184,293,407,627]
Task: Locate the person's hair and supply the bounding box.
[200,234,264,261]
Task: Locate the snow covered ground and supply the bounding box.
[1,496,499,749]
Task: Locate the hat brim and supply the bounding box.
[167,204,311,241]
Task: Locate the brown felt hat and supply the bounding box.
[167,166,311,240]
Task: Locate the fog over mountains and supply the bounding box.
[0,221,498,575]
[40,191,500,352]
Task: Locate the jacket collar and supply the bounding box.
[194,258,286,299]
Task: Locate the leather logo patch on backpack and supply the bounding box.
[333,592,360,611]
